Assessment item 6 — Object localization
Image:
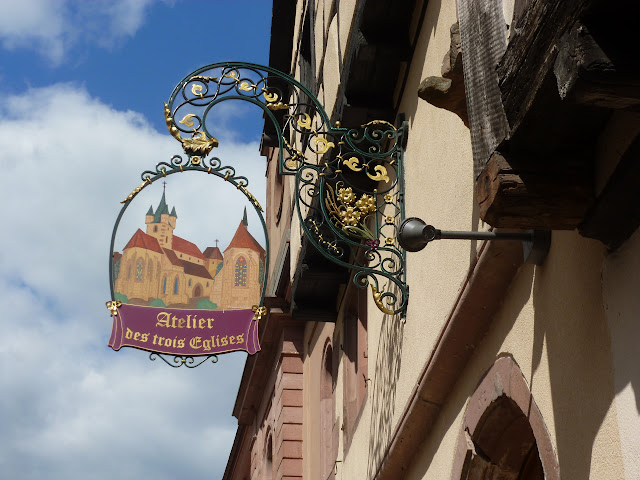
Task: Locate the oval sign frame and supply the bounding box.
[107,155,269,368]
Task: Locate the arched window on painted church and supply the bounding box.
[148,259,153,281]
[234,256,247,287]
[162,276,167,294]
[174,276,179,294]
[136,257,144,281]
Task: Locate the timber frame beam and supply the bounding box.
[462,0,640,249]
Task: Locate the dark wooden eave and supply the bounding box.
[464,0,640,249]
[336,0,420,126]
[289,236,349,323]
[262,0,296,142]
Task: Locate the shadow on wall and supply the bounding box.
[531,231,618,479]
[603,227,640,410]
[602,227,640,477]
[402,265,535,478]
[366,305,405,478]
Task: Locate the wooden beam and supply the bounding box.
[579,135,640,250]
[497,0,591,132]
[555,20,640,111]
[476,152,593,230]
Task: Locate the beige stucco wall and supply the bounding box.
[603,221,640,480]
[403,230,627,480]
[335,0,478,477]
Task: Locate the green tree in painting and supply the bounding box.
[149,298,167,308]
[114,292,128,303]
[113,257,121,281]
[196,299,218,310]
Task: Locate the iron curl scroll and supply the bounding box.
[149,352,219,368]
[162,62,408,316]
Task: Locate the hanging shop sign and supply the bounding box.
[106,61,409,367]
[108,304,261,356]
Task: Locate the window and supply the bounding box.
[162,276,167,293]
[188,279,192,286]
[234,256,247,286]
[154,225,158,232]
[148,259,153,281]
[452,357,558,480]
[136,257,144,281]
[321,340,337,480]
[264,429,273,480]
[174,276,179,294]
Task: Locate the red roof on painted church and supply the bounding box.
[172,235,205,259]
[123,229,163,254]
[182,260,213,280]
[225,221,266,256]
[203,246,224,260]
[163,248,183,266]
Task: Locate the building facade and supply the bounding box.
[224,1,640,479]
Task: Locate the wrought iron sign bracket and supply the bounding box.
[158,62,409,316]
[107,61,410,371]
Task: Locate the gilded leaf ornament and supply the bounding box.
[182,130,219,157]
[164,103,219,157]
[297,113,312,130]
[311,136,335,154]
[370,286,395,316]
[239,81,255,92]
[192,84,204,98]
[344,156,363,172]
[263,91,279,102]
[366,165,390,183]
[164,103,183,143]
[266,101,290,111]
[179,114,196,127]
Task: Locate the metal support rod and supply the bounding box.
[397,218,551,265]
[437,230,534,241]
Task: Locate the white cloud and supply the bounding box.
[0,84,264,479]
[0,0,168,65]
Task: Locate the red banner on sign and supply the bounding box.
[108,304,260,356]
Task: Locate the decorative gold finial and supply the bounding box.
[106,300,122,317]
[252,305,268,321]
[370,285,395,315]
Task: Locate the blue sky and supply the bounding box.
[0,0,271,139]
[0,2,273,479]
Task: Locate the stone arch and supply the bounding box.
[193,283,203,297]
[451,356,560,480]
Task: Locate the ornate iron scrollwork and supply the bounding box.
[164,62,408,315]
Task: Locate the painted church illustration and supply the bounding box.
[113,189,265,310]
